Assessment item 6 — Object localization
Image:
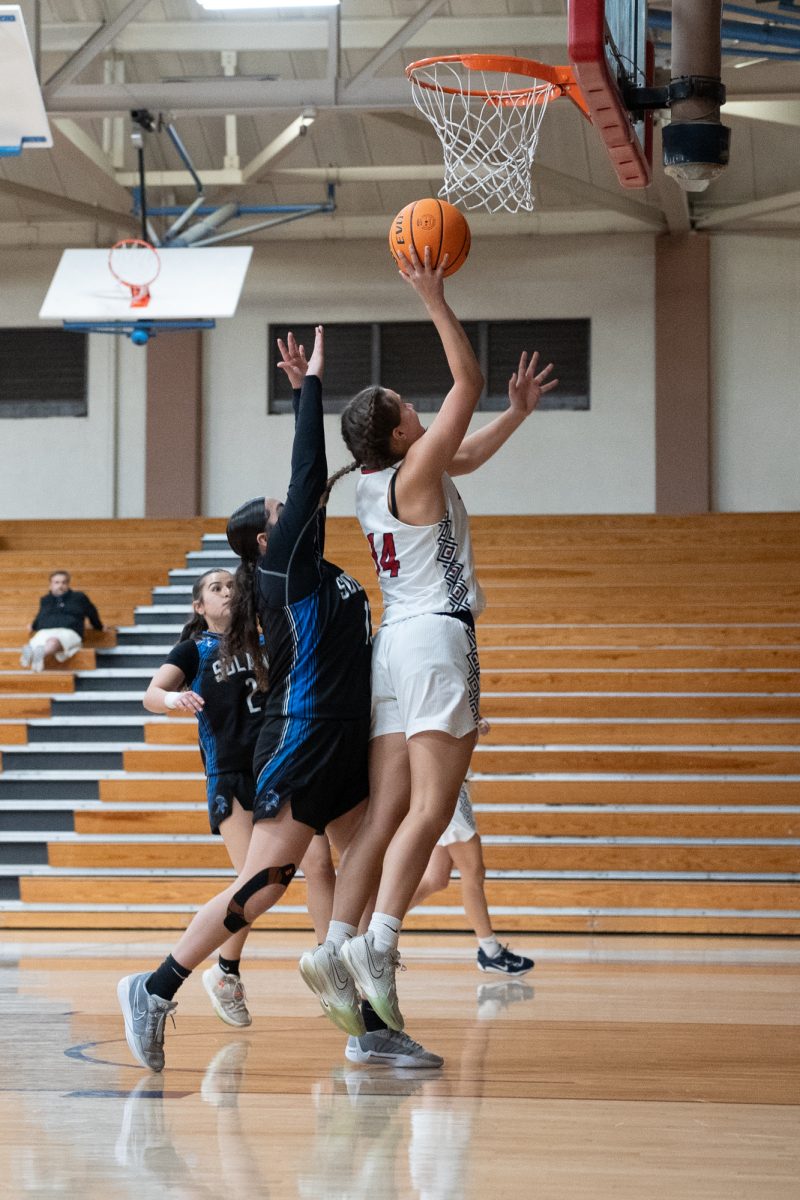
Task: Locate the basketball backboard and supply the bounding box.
[39,246,253,323]
[0,5,52,155]
[568,0,652,188]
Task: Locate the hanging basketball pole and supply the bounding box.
[661,0,730,191]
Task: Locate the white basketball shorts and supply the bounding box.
[29,628,82,661]
[370,612,480,741]
[437,779,477,847]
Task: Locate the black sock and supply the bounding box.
[361,998,387,1033]
[218,955,241,976]
[145,954,192,1001]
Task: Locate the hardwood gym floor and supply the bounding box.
[0,930,797,1198]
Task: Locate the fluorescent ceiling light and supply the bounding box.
[196,0,339,9]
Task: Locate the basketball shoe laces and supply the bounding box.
[147,1003,176,1051]
[216,973,248,1015]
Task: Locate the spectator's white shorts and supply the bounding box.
[370,612,480,741]
[437,780,477,847]
[29,628,82,661]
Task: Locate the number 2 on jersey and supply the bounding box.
[367,532,400,578]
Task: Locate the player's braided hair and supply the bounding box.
[177,568,231,643]
[341,386,402,469]
[317,462,358,511]
[220,498,270,691]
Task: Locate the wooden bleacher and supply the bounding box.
[0,514,798,935]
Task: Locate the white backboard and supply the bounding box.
[39,246,253,321]
[0,6,52,155]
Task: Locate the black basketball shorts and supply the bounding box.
[253,715,370,833]
[206,770,256,835]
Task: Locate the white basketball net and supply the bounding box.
[409,60,555,213]
[108,239,161,307]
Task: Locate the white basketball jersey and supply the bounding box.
[355,466,485,623]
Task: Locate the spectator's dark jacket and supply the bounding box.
[32,590,103,638]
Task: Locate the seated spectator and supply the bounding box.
[20,570,104,672]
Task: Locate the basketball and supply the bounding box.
[389,198,471,278]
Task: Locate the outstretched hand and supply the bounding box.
[276,331,308,390]
[396,242,448,309]
[508,350,558,416]
[306,324,324,379]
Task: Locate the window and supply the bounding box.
[268,319,589,413]
[0,329,88,418]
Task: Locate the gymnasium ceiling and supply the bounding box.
[1,0,800,247]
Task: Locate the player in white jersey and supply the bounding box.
[299,243,557,1036]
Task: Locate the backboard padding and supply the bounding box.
[568,0,652,188]
[39,246,253,322]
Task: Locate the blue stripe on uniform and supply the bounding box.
[194,636,219,778]
[283,591,320,720]
[255,716,312,796]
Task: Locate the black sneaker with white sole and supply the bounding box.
[476,945,534,975]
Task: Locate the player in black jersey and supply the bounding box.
[117,326,377,1072]
[142,567,262,1028]
[142,567,339,1030]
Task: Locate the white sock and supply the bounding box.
[479,935,502,959]
[368,912,402,953]
[325,921,357,952]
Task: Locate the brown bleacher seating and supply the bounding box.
[0,514,798,934]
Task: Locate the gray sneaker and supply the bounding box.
[31,644,46,673]
[20,644,33,668]
[202,964,252,1027]
[117,972,177,1072]
[339,932,404,1032]
[345,1029,443,1069]
[299,942,366,1037]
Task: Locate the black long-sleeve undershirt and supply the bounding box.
[255,374,327,609]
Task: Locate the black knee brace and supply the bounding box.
[223,863,296,932]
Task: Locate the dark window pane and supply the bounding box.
[380,322,480,412]
[0,328,87,417]
[269,323,373,413]
[487,319,590,410]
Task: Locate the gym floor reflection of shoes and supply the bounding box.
[200,1041,250,1107]
[477,980,535,1019]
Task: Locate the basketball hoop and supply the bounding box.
[407,54,589,213]
[108,238,161,308]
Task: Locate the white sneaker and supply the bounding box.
[339,932,404,1032]
[345,1029,443,1069]
[31,644,46,673]
[20,644,33,668]
[202,964,252,1027]
[299,942,366,1037]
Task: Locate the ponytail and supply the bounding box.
[220,559,269,692]
[177,613,208,643]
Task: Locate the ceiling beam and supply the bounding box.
[694,189,800,229]
[532,165,666,230]
[342,0,449,97]
[0,177,137,230]
[43,0,154,97]
[45,78,410,117]
[40,15,567,56]
[723,99,800,126]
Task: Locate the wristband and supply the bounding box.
[163,691,183,710]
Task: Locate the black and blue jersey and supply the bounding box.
[165,630,266,776]
[254,375,372,722]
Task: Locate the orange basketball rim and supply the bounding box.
[406,54,591,118]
